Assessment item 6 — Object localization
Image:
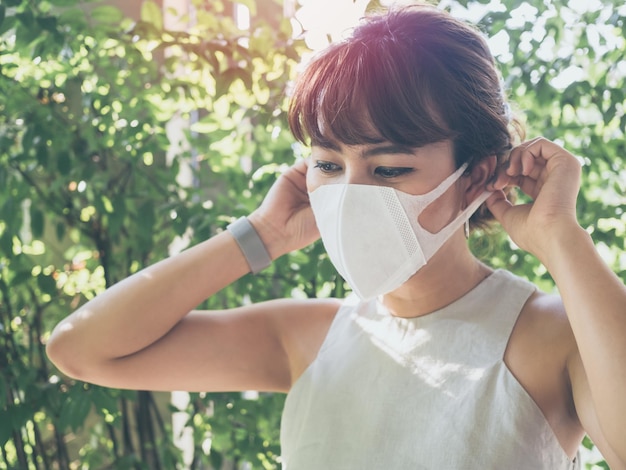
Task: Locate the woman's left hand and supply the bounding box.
[485,137,583,262]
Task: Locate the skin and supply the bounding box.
[46,137,626,467]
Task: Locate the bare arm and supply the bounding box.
[487,137,626,465]
[46,160,328,392]
[547,227,626,468]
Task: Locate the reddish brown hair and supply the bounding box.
[289,4,519,227]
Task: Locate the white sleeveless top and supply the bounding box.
[280,270,579,469]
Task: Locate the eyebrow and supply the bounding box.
[361,144,416,158]
[313,141,417,158]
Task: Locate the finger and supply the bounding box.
[521,148,538,176]
[487,170,512,191]
[293,158,308,175]
[485,190,513,226]
[505,138,535,176]
[506,146,523,177]
[487,157,515,190]
[521,137,579,170]
[485,190,533,238]
[282,163,309,196]
[522,138,582,197]
[507,138,544,175]
[489,138,553,191]
[517,174,542,200]
[488,165,542,193]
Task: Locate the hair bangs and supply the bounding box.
[288,44,382,147]
[289,35,456,149]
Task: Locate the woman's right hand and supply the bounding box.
[248,158,320,259]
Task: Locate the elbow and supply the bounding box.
[46,320,119,386]
[46,322,91,381]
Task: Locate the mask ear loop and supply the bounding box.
[464,220,470,239]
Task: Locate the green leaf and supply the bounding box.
[141,0,163,31]
[1,199,18,226]
[56,221,66,241]
[36,143,49,166]
[15,22,42,51]
[30,206,45,238]
[0,412,10,448]
[7,403,32,439]
[90,5,124,24]
[91,387,118,416]
[210,451,224,470]
[0,12,14,35]
[216,67,253,97]
[11,270,32,287]
[58,7,87,28]
[108,195,126,237]
[57,152,71,175]
[37,16,58,32]
[101,195,114,213]
[37,272,57,295]
[15,10,34,28]
[59,389,92,432]
[0,373,6,409]
[0,232,13,257]
[48,0,79,5]
[137,200,156,241]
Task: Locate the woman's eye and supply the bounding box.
[313,161,341,173]
[375,167,414,178]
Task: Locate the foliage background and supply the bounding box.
[0,0,624,468]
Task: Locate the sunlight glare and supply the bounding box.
[295,0,369,50]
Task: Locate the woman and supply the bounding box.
[47,5,626,469]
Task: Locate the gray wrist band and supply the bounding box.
[227,217,272,274]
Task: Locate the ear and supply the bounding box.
[464,155,497,204]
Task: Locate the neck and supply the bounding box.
[380,233,492,318]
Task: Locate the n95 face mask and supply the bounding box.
[308,163,491,300]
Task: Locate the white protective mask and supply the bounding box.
[308,163,491,300]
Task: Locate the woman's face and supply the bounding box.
[306,140,469,234]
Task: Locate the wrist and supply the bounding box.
[536,222,592,271]
[246,211,288,260]
[227,217,272,274]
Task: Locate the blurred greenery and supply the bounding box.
[0,0,624,468]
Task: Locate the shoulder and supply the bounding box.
[506,285,575,381]
[505,282,584,454]
[495,271,576,385]
[517,288,574,348]
[485,270,572,344]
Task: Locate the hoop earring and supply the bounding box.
[464,220,470,239]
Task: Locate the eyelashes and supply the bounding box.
[313,161,341,173]
[313,160,414,179]
[374,167,414,178]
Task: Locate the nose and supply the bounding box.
[343,171,365,185]
[343,166,376,185]
[306,153,378,192]
[307,166,374,191]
